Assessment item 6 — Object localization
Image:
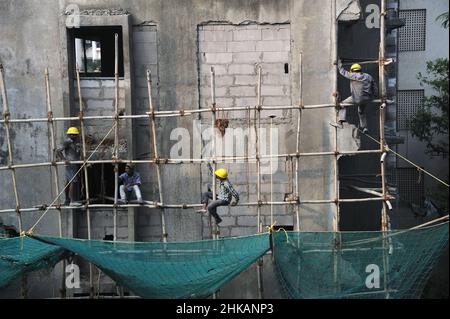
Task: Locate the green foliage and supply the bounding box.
[410,58,449,157]
[436,12,449,29]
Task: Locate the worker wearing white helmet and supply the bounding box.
[56,127,82,206]
[331,59,378,134]
[197,163,240,225]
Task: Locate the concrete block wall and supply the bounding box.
[198,24,291,120]
[74,78,127,158]
[197,23,295,238]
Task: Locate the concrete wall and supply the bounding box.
[1,0,348,298]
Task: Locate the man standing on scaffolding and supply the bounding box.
[197,163,239,225]
[57,127,82,207]
[331,59,378,134]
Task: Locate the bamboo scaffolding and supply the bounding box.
[0,104,360,125]
[113,34,120,244]
[75,66,94,298]
[379,0,391,299]
[44,68,66,298]
[255,65,264,299]
[147,70,167,243]
[0,196,393,215]
[0,64,23,234]
[210,67,219,300]
[331,0,341,297]
[0,149,385,172]
[210,67,219,242]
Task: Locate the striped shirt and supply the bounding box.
[218,179,240,203]
[208,165,240,203]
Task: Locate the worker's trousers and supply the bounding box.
[201,192,229,222]
[120,185,142,201]
[339,96,369,129]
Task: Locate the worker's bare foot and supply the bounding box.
[196,209,207,214]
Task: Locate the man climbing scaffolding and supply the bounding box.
[197,163,240,225]
[331,59,378,134]
[56,127,82,207]
[118,163,143,204]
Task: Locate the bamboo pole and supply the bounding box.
[255,65,264,299]
[44,68,66,298]
[0,149,385,171]
[0,64,23,234]
[379,0,390,300]
[75,66,95,298]
[331,0,341,297]
[210,67,218,241]
[0,104,363,125]
[0,196,393,215]
[210,67,219,300]
[147,70,167,243]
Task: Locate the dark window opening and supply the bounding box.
[273,225,294,232]
[83,163,126,203]
[69,26,124,77]
[284,63,289,74]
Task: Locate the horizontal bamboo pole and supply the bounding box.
[0,149,383,171]
[0,197,389,215]
[0,103,360,125]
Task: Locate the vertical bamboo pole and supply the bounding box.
[113,34,120,242]
[331,0,341,296]
[379,0,390,299]
[146,70,167,243]
[45,68,66,298]
[256,66,262,234]
[113,34,125,298]
[210,67,219,299]
[269,115,275,226]
[210,67,218,241]
[295,53,303,232]
[75,66,94,298]
[1,65,27,298]
[0,64,23,234]
[255,65,264,299]
[294,53,304,295]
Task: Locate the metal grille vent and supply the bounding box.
[397,90,424,130]
[399,9,426,52]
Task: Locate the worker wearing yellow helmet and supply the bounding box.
[331,59,378,134]
[56,127,82,207]
[197,164,240,225]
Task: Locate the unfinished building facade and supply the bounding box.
[3,0,445,298]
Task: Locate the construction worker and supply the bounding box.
[57,127,82,206]
[118,163,143,204]
[331,59,378,134]
[197,164,239,225]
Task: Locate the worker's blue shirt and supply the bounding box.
[338,64,378,104]
[119,172,142,191]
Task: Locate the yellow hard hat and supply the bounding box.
[214,168,228,179]
[67,127,80,135]
[351,63,362,72]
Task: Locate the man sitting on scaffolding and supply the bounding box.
[331,59,378,134]
[118,163,143,204]
[197,163,239,225]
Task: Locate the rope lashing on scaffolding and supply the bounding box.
[360,128,449,188]
[266,223,290,243]
[27,122,118,233]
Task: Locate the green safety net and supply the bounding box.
[273,222,449,299]
[0,237,66,288]
[36,233,270,299]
